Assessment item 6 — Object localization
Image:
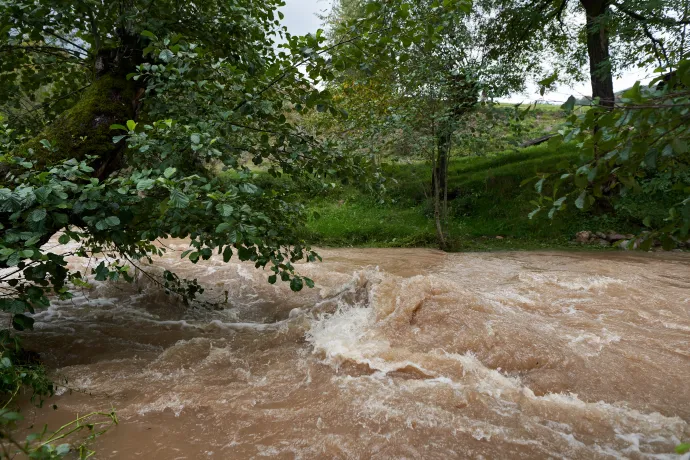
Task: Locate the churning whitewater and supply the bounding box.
[17,240,690,458]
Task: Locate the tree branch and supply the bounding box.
[611,2,690,25]
[642,24,670,68]
[0,45,87,62]
[7,84,92,124]
[44,30,90,55]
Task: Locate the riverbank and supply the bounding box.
[299,143,679,251]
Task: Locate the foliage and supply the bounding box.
[677,442,690,455]
[320,0,530,247]
[0,409,117,459]
[0,0,400,418]
[300,142,670,250]
[0,333,54,408]
[532,62,690,248]
[479,0,690,93]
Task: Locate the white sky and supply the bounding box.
[280,0,330,37]
[279,0,653,103]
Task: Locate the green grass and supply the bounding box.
[301,143,669,251]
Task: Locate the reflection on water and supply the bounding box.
[15,241,690,458]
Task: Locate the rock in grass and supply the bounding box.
[575,231,592,243]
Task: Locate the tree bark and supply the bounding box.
[8,43,143,175]
[432,118,453,203]
[581,0,615,108]
[432,153,446,250]
[1,39,144,268]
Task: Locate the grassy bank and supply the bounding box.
[300,143,673,251]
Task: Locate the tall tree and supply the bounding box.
[0,0,378,363]
[481,0,690,106]
[323,0,524,247]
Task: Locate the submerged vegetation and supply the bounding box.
[0,0,689,454]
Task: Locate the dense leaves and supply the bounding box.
[0,0,380,405]
[531,62,690,246]
[1,1,689,443]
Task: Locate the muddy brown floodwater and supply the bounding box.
[14,241,690,458]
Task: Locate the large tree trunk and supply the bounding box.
[581,0,615,108]
[16,46,142,174]
[0,40,143,267]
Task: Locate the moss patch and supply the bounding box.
[18,74,137,168]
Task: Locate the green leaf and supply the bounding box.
[219,204,234,217]
[534,178,545,193]
[110,124,127,131]
[365,2,382,14]
[216,222,232,233]
[639,237,653,251]
[537,72,558,96]
[661,235,675,251]
[159,49,174,62]
[239,183,259,195]
[520,177,536,187]
[190,133,201,144]
[622,81,641,101]
[104,216,120,227]
[29,208,47,222]
[561,95,576,112]
[164,167,177,178]
[268,274,277,284]
[169,189,190,209]
[12,314,34,331]
[95,216,119,230]
[671,138,688,155]
[290,277,303,292]
[0,411,22,422]
[574,191,587,209]
[58,234,70,244]
[137,179,155,191]
[141,30,157,40]
[676,443,690,455]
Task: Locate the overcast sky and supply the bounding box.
[280,0,330,37]
[279,0,653,103]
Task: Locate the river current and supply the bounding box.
[15,241,690,458]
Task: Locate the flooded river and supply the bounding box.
[17,242,690,458]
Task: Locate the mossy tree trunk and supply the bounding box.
[1,41,144,262]
[17,45,142,176]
